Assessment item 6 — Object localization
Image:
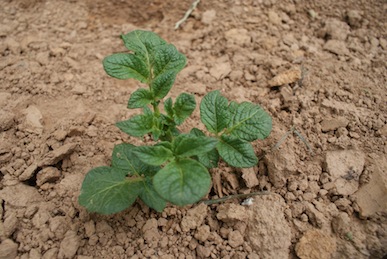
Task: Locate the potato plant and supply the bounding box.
[78,30,272,214]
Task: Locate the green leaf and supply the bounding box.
[227,102,272,141]
[190,128,219,168]
[78,166,142,215]
[153,159,211,206]
[173,134,218,158]
[139,178,167,212]
[133,145,173,166]
[153,44,186,77]
[164,97,174,117]
[128,88,153,109]
[200,90,230,134]
[217,135,258,168]
[103,53,149,82]
[173,93,196,125]
[116,114,153,137]
[112,143,160,177]
[121,30,166,69]
[150,70,176,100]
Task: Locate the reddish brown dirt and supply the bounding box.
[0,0,386,258]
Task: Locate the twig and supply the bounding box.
[201,191,270,205]
[174,0,200,30]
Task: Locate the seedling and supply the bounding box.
[78,30,272,214]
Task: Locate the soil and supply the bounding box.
[0,0,386,258]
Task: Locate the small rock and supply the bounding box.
[241,167,259,188]
[295,230,336,259]
[201,10,216,25]
[354,165,387,218]
[42,248,59,259]
[194,225,210,242]
[265,149,297,188]
[331,212,351,236]
[246,194,291,258]
[217,203,248,222]
[23,105,43,134]
[36,167,61,186]
[320,117,349,132]
[346,10,362,28]
[181,203,208,232]
[18,163,38,181]
[228,230,244,248]
[0,111,15,131]
[268,10,281,25]
[209,62,232,80]
[304,202,326,228]
[321,18,350,41]
[0,184,43,207]
[268,68,301,87]
[323,40,350,56]
[58,230,80,259]
[196,245,211,258]
[0,239,18,259]
[142,218,160,244]
[225,28,251,46]
[38,143,77,167]
[3,211,18,237]
[4,37,21,54]
[324,150,365,195]
[36,51,49,65]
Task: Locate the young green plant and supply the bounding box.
[78,30,272,215]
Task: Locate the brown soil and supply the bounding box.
[1,0,386,258]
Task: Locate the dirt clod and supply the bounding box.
[295,230,336,259]
[0,239,18,259]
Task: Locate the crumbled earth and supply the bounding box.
[1,0,387,258]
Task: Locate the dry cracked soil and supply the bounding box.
[0,0,387,258]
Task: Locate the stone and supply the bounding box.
[265,149,297,188]
[58,230,80,259]
[320,117,349,132]
[346,10,362,28]
[38,143,77,167]
[0,184,43,207]
[322,18,350,41]
[196,245,211,258]
[201,10,216,25]
[228,230,244,248]
[217,203,248,222]
[323,40,350,56]
[0,239,18,259]
[181,203,208,232]
[36,167,61,186]
[295,230,336,259]
[209,62,232,80]
[246,194,291,258]
[194,225,210,242]
[268,10,281,25]
[225,28,251,46]
[324,150,365,195]
[354,165,387,218]
[268,68,301,87]
[18,163,38,181]
[23,105,43,134]
[241,167,259,188]
[0,111,15,131]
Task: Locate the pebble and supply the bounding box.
[295,230,336,259]
[323,40,350,56]
[23,105,43,134]
[0,239,18,259]
[36,167,61,186]
[324,150,364,195]
[58,230,80,259]
[38,143,77,167]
